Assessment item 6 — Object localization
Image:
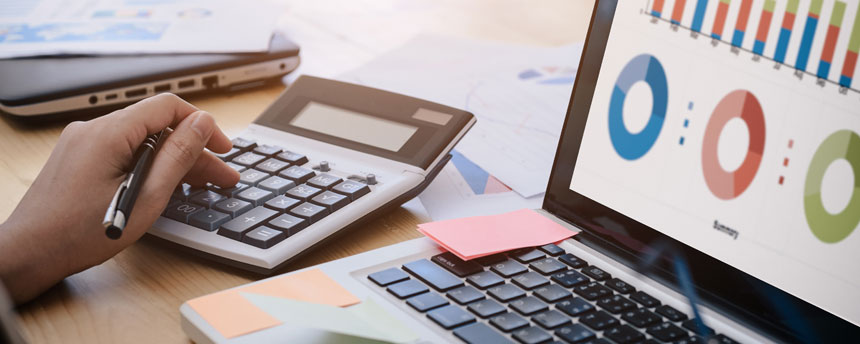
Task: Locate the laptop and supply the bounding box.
[0,33,299,121]
[181,0,860,342]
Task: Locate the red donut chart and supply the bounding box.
[702,90,766,200]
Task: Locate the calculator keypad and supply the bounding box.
[166,137,373,249]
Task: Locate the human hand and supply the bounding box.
[0,93,240,303]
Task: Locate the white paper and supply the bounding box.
[0,0,281,58]
[339,35,583,197]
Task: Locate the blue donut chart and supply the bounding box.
[608,54,669,160]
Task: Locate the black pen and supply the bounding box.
[103,130,166,239]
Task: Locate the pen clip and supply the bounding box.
[102,179,129,228]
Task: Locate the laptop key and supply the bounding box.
[432,252,484,277]
[646,322,689,342]
[605,278,636,294]
[581,266,611,281]
[681,319,715,337]
[242,226,286,249]
[476,253,508,266]
[533,309,571,329]
[387,279,428,299]
[407,292,448,312]
[165,202,205,223]
[630,291,661,308]
[512,249,545,263]
[712,334,741,344]
[573,282,613,301]
[257,176,296,194]
[655,304,688,322]
[551,270,590,288]
[467,271,505,289]
[556,297,594,317]
[427,304,475,329]
[509,296,548,315]
[512,272,550,290]
[217,206,278,240]
[513,326,552,344]
[580,310,619,330]
[279,165,315,184]
[188,209,230,231]
[448,286,485,305]
[490,312,529,332]
[255,158,289,174]
[236,187,274,206]
[213,198,252,218]
[467,299,507,318]
[533,284,572,303]
[488,284,526,302]
[367,268,409,286]
[264,195,301,212]
[604,324,646,344]
[289,202,330,224]
[491,259,528,278]
[555,323,595,343]
[558,253,588,269]
[538,243,564,256]
[621,308,661,328]
[331,180,371,200]
[530,258,567,275]
[676,336,707,344]
[403,259,464,291]
[189,190,225,208]
[597,295,637,314]
[454,322,513,344]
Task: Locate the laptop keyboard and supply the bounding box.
[368,244,742,344]
[163,137,371,249]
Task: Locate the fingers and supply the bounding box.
[182,151,240,188]
[144,111,220,200]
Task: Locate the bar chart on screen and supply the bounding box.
[646,0,860,93]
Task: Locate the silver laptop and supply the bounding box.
[181,0,860,342]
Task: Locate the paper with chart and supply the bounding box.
[339,35,583,197]
[0,0,281,58]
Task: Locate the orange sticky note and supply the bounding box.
[186,290,281,339]
[417,209,575,260]
[241,268,360,307]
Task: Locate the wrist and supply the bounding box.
[0,219,72,303]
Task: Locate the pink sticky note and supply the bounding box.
[417,209,575,260]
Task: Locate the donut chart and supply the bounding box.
[608,54,668,160]
[804,130,860,244]
[701,90,766,200]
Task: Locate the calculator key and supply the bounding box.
[467,271,505,290]
[280,166,317,185]
[605,278,636,294]
[447,285,485,305]
[530,258,567,275]
[288,202,330,223]
[432,252,484,277]
[252,144,282,156]
[232,151,267,167]
[213,198,253,218]
[275,151,308,165]
[453,322,513,344]
[213,147,240,161]
[533,284,572,303]
[491,259,528,278]
[558,253,588,269]
[509,296,548,315]
[513,326,552,344]
[207,182,249,198]
[681,319,714,336]
[532,310,571,329]
[307,173,342,189]
[511,271,549,290]
[538,244,565,256]
[512,249,545,263]
[331,180,371,200]
[257,176,296,194]
[630,291,661,308]
[580,310,619,330]
[582,266,611,281]
[310,191,349,211]
[165,202,205,223]
[189,190,226,208]
[604,324,645,344]
[255,158,290,174]
[597,295,637,314]
[621,308,661,328]
[551,269,589,288]
[217,206,277,240]
[239,169,270,186]
[225,162,247,172]
[236,187,274,206]
[428,304,475,330]
[655,304,688,322]
[285,184,323,201]
[467,299,507,318]
[242,226,286,249]
[267,213,308,236]
[264,195,301,212]
[488,284,526,302]
[646,322,689,342]
[231,137,256,151]
[173,183,203,202]
[573,282,613,301]
[556,297,594,317]
[490,312,529,332]
[387,279,428,299]
[403,259,464,291]
[407,292,449,312]
[555,323,595,344]
[368,268,409,286]
[188,209,231,231]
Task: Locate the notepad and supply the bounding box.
[417,208,576,260]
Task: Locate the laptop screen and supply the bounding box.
[564,0,859,328]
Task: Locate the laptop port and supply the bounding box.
[178,79,195,89]
[125,88,147,98]
[89,95,98,105]
[154,84,171,93]
[202,75,218,89]
[105,93,118,100]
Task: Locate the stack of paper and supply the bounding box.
[417,209,576,260]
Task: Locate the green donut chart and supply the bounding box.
[804,130,860,244]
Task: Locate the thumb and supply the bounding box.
[146,111,216,199]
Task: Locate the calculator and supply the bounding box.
[150,76,475,273]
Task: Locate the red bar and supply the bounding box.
[821,25,841,63]
[712,2,730,37]
[672,0,688,23]
[736,0,754,32]
[841,50,858,78]
[653,0,666,15]
[756,8,774,42]
[782,12,796,30]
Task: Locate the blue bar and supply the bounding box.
[732,29,745,46]
[840,75,852,87]
[652,10,662,17]
[671,19,680,25]
[754,40,766,54]
[775,28,792,63]
[692,0,708,32]
[817,61,831,78]
[712,33,722,39]
[796,17,819,71]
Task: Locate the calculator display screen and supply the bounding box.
[290,102,418,152]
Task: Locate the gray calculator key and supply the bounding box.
[255,158,290,174]
[252,144,283,156]
[232,152,267,166]
[218,206,277,240]
[213,147,240,161]
[239,168,270,186]
[307,173,342,189]
[236,187,274,206]
[331,180,370,200]
[225,162,247,173]
[257,176,296,194]
[264,195,301,212]
[275,151,308,165]
[242,226,286,249]
[289,202,330,223]
[231,137,256,151]
[189,209,231,231]
[310,191,349,211]
[267,213,308,236]
[165,202,205,223]
[207,183,249,198]
[286,184,322,201]
[213,198,253,217]
[173,183,203,202]
[189,190,226,208]
[279,165,315,184]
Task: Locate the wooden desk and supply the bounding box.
[1,1,594,342]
